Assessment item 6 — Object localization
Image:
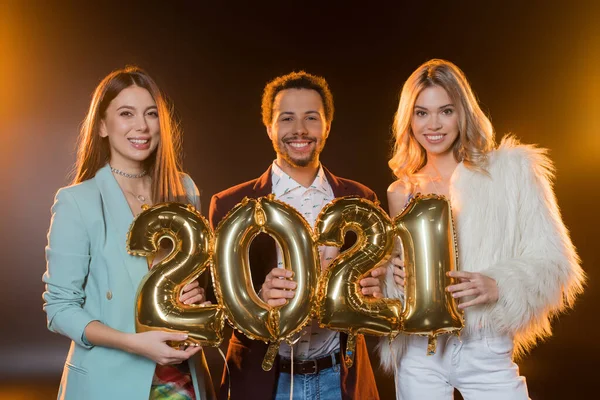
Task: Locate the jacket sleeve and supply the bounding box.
[481,147,585,341]
[182,173,201,210]
[42,188,96,348]
[208,194,221,231]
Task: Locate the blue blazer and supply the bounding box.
[43,164,213,400]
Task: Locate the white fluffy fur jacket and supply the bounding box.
[379,137,585,372]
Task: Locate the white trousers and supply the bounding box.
[395,334,529,400]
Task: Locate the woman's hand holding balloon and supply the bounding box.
[126,331,201,365]
[446,271,498,309]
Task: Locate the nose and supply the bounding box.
[136,115,149,132]
[293,119,308,135]
[427,114,443,131]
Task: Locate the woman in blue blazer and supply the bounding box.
[43,67,215,400]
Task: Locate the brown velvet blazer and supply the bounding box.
[207,165,380,400]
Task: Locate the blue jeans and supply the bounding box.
[275,357,342,400]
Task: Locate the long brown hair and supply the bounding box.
[389,59,496,189]
[72,66,187,203]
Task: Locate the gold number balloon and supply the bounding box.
[127,196,462,365]
[315,197,402,367]
[212,195,320,371]
[127,203,224,347]
[394,194,463,354]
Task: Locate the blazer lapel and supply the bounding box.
[322,166,347,197]
[252,165,274,197]
[94,164,149,291]
[254,164,345,196]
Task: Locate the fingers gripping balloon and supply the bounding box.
[127,203,225,348]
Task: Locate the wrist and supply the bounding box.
[121,332,138,354]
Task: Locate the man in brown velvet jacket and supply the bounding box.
[208,71,383,400]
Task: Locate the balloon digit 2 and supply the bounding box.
[315,197,402,367]
[127,203,224,347]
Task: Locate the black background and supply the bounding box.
[1,1,598,398]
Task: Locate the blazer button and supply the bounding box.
[106,291,113,300]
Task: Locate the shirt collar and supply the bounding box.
[271,161,332,198]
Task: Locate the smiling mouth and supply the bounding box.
[424,134,445,142]
[128,138,149,144]
[284,139,315,150]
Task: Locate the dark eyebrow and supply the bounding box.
[414,104,454,110]
[116,105,157,111]
[279,110,321,115]
[116,105,135,111]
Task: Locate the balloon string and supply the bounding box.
[290,342,294,399]
[217,347,231,400]
[288,330,307,400]
[427,335,437,356]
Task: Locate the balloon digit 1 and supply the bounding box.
[315,197,402,367]
[394,194,463,354]
[127,203,225,347]
[213,195,320,371]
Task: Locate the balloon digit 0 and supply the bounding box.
[213,195,320,371]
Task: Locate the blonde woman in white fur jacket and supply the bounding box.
[379,59,585,400]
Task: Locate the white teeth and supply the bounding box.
[426,135,443,141]
[289,142,309,148]
[129,139,149,144]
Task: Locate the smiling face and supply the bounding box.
[99,85,160,169]
[411,85,460,156]
[266,88,330,169]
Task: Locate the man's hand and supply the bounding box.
[260,268,297,306]
[359,266,387,298]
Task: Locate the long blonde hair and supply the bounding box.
[389,59,495,188]
[72,66,187,203]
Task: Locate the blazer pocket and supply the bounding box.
[65,361,89,375]
[61,362,89,400]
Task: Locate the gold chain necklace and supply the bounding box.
[126,190,149,204]
[427,162,443,194]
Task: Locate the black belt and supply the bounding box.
[279,352,341,375]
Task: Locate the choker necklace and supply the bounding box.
[110,166,147,179]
